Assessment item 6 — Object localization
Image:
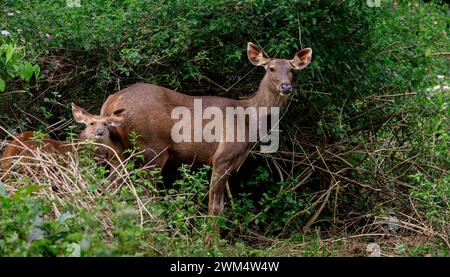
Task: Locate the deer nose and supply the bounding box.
[280,83,293,94]
[96,129,104,136]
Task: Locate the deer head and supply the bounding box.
[247,42,312,96]
[71,103,126,141]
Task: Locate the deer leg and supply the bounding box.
[208,168,229,216]
[205,160,233,248]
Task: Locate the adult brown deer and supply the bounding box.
[0,103,125,179]
[100,42,312,244]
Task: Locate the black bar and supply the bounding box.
[0,257,448,275]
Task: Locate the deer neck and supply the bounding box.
[248,74,287,108]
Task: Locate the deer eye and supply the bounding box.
[103,123,107,126]
[269,67,275,72]
[90,122,94,126]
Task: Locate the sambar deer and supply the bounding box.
[100,42,312,245]
[0,103,126,180]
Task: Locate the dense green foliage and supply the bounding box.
[0,0,448,256]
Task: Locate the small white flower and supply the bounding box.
[436,75,445,80]
[7,12,14,16]
[1,30,11,36]
[367,243,381,257]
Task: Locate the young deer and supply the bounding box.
[0,103,126,180]
[71,103,126,161]
[100,42,312,245]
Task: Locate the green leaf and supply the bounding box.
[0,180,7,198]
[33,64,40,80]
[5,45,15,64]
[0,78,5,92]
[424,48,432,58]
[19,62,34,81]
[57,213,76,224]
[22,184,44,195]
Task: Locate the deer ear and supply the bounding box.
[71,103,90,124]
[112,108,126,117]
[247,42,268,66]
[291,48,312,70]
[108,108,126,127]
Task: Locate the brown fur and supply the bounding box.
[0,104,126,180]
[71,103,126,162]
[100,42,312,244]
[0,131,76,179]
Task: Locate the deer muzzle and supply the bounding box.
[280,83,293,95]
